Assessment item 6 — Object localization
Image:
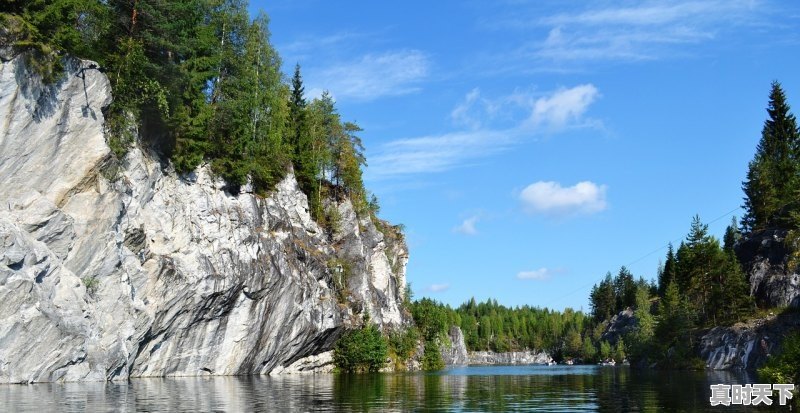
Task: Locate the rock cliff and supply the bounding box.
[736,229,800,308]
[440,326,469,365]
[601,307,636,346]
[0,54,409,383]
[468,351,552,365]
[700,311,800,370]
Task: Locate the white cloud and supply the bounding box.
[309,50,429,101]
[520,181,608,216]
[367,85,600,179]
[427,283,450,293]
[453,215,480,235]
[516,267,564,281]
[530,84,599,128]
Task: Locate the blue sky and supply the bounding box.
[250,0,800,311]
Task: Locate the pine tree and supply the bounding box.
[655,281,694,360]
[658,243,677,296]
[614,266,636,311]
[590,272,616,321]
[742,82,800,232]
[723,216,741,253]
[674,216,718,323]
[289,63,307,159]
[627,284,655,363]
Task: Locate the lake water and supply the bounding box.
[0,365,782,412]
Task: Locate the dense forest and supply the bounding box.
[1,0,376,226]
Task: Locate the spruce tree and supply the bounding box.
[289,63,307,159]
[658,243,677,296]
[742,82,800,232]
[723,216,741,253]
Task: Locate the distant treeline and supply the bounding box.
[409,297,595,360]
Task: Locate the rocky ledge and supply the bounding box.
[468,351,553,365]
[700,311,800,370]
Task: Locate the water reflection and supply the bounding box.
[0,366,777,412]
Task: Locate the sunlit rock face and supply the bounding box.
[467,351,553,365]
[0,54,408,383]
[441,326,469,366]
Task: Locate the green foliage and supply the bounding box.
[668,216,753,326]
[589,267,648,321]
[456,298,588,354]
[421,340,445,371]
[581,337,597,362]
[564,329,583,358]
[626,285,655,363]
[387,327,419,363]
[613,338,626,362]
[322,204,342,237]
[599,341,611,360]
[333,322,388,373]
[759,331,800,384]
[82,276,99,296]
[411,298,452,341]
[657,243,677,296]
[5,0,379,220]
[327,258,353,304]
[742,82,800,233]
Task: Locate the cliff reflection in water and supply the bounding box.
[1,366,768,412]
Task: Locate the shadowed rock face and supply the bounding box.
[0,55,408,383]
[736,229,800,308]
[699,311,800,370]
[601,308,636,346]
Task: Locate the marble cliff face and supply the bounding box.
[0,54,409,383]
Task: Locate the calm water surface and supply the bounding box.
[0,365,788,412]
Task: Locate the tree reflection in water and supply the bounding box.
[0,366,772,412]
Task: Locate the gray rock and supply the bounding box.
[601,307,636,346]
[699,311,800,370]
[736,229,800,308]
[441,326,469,365]
[468,350,552,365]
[0,54,408,383]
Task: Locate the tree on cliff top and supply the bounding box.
[742,82,800,232]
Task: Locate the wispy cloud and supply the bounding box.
[450,88,483,130]
[367,85,600,179]
[453,215,480,235]
[426,283,450,293]
[280,31,365,55]
[519,181,608,216]
[307,50,429,101]
[369,128,512,178]
[516,267,565,281]
[486,0,763,65]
